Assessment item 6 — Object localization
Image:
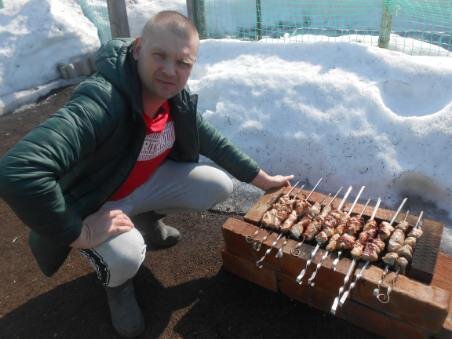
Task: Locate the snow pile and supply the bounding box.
[0,0,187,115]
[0,0,100,114]
[190,39,452,251]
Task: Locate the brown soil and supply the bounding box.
[0,87,378,338]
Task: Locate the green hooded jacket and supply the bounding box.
[0,38,260,276]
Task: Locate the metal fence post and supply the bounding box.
[256,0,262,40]
[107,0,130,38]
[378,0,393,48]
[186,0,207,38]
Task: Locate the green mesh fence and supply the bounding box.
[77,0,112,44]
[194,0,451,56]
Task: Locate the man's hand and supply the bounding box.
[70,209,134,249]
[251,169,294,191]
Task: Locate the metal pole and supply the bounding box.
[378,0,393,48]
[256,0,262,40]
[107,0,130,38]
[186,0,207,39]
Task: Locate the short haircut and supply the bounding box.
[141,10,199,42]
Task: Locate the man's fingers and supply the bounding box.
[108,209,124,217]
[114,218,134,228]
[112,225,133,235]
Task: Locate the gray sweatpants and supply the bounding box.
[80,160,233,287]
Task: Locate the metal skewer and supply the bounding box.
[256,179,323,268]
[251,181,301,251]
[307,186,365,287]
[377,211,423,304]
[338,198,408,308]
[296,186,353,285]
[256,185,304,269]
[290,192,334,257]
[274,178,324,259]
[373,210,410,298]
[330,197,381,315]
[332,198,371,271]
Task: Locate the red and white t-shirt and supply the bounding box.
[109,101,175,201]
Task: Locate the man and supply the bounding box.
[0,11,293,338]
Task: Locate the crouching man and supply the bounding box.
[0,11,293,338]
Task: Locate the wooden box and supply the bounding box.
[221,187,452,338]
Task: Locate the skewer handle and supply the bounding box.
[339,261,369,306]
[330,259,356,314]
[275,238,287,259]
[296,244,319,284]
[256,234,282,268]
[308,250,329,286]
[246,230,259,243]
[373,265,389,297]
[332,251,342,271]
[254,233,269,251]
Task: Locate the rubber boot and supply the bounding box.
[105,279,145,338]
[133,211,181,249]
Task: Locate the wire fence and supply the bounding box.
[77,0,112,44]
[190,0,451,56]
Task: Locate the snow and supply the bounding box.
[0,1,451,254]
[0,0,100,113]
[189,39,452,253]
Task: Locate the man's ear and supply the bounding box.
[133,38,142,61]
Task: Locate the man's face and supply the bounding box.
[134,27,198,99]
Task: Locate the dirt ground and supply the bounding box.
[0,87,379,338]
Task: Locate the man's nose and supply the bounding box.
[162,60,176,77]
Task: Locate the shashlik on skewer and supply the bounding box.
[307,186,366,287]
[245,182,300,244]
[290,190,340,257]
[330,197,381,315]
[330,198,371,271]
[261,184,304,231]
[376,212,424,303]
[255,179,323,268]
[275,178,325,259]
[250,182,302,251]
[373,210,410,300]
[337,198,408,309]
[296,186,353,285]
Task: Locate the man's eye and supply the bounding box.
[178,61,191,68]
[153,53,164,59]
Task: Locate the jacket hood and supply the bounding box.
[95,38,143,114]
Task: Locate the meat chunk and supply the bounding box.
[396,220,410,232]
[382,252,398,266]
[404,236,417,248]
[408,227,423,239]
[378,221,395,240]
[351,243,364,259]
[397,244,413,261]
[337,233,356,250]
[396,256,409,273]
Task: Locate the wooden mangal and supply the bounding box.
[221,186,452,338]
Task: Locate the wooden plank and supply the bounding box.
[431,253,452,336]
[244,186,287,224]
[279,273,428,339]
[222,250,278,292]
[222,245,432,338]
[354,265,450,332]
